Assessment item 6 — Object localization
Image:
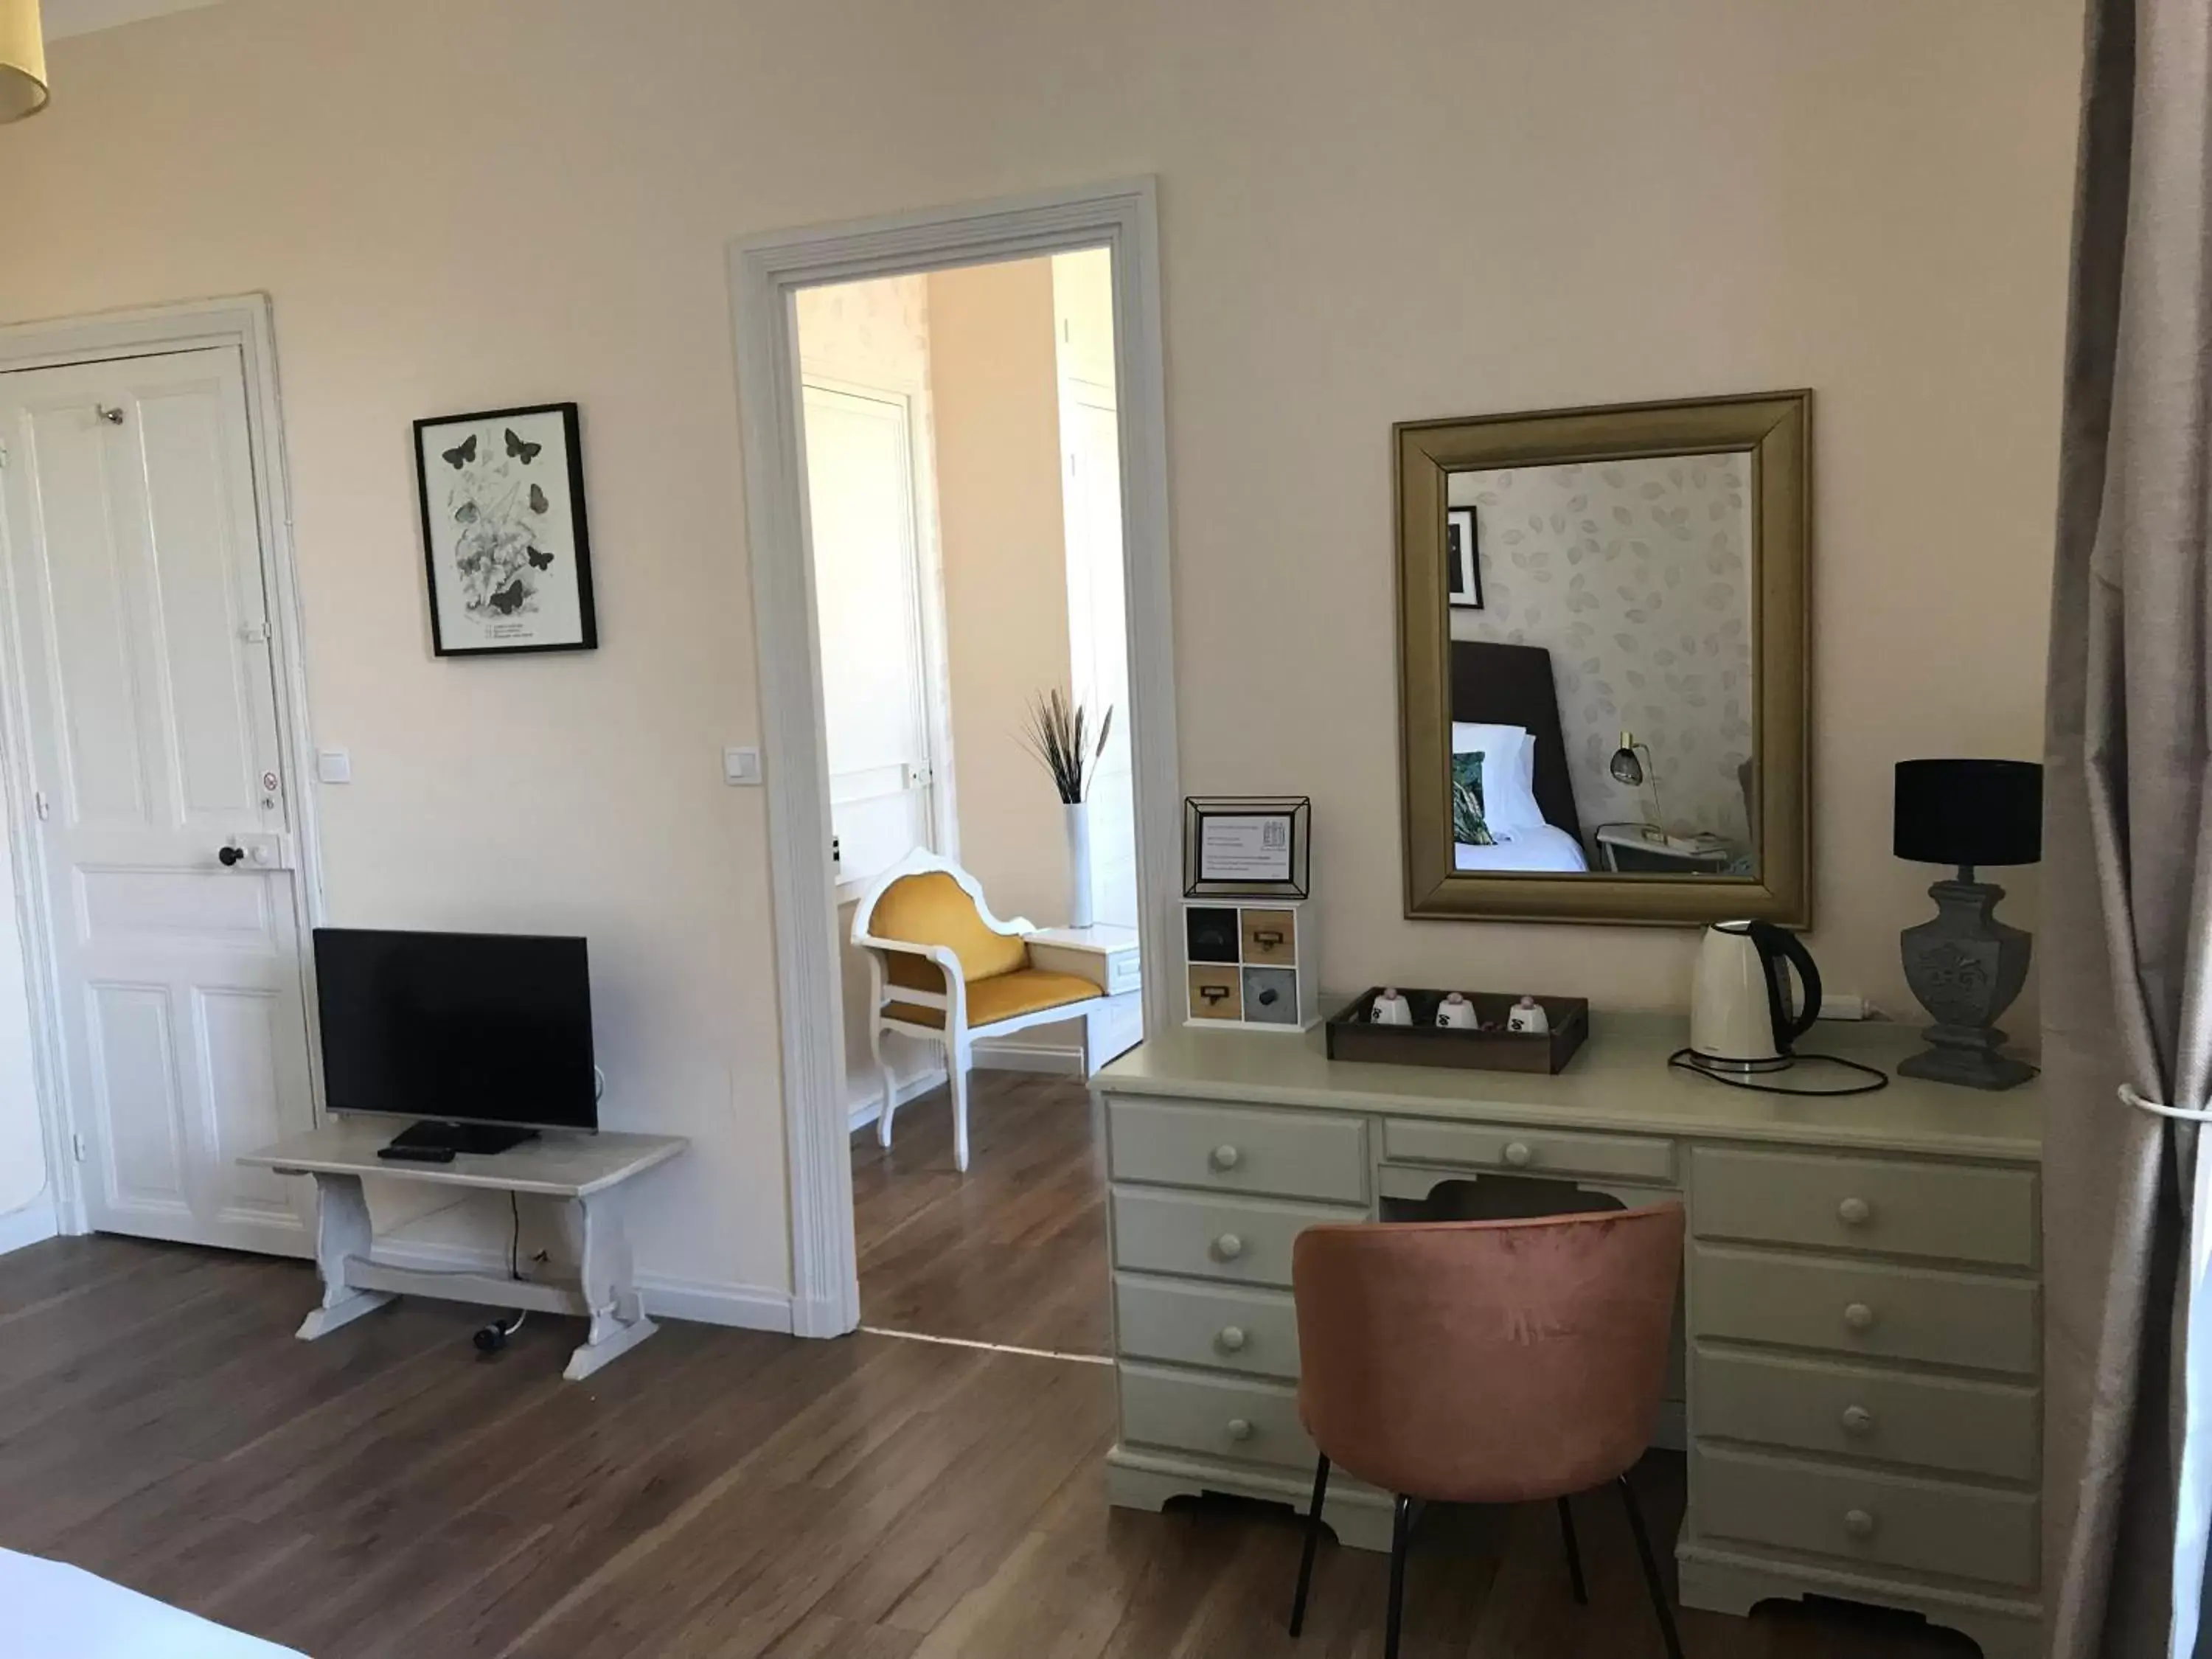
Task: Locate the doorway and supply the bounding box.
[0,302,321,1256]
[732,181,1178,1339]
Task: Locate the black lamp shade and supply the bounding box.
[1893,759,2042,869]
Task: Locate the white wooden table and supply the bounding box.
[1026,923,1143,1070]
[239,1121,689,1381]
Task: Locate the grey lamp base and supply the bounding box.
[1899,877,2036,1093]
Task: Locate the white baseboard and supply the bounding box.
[0,1194,57,1257]
[369,1235,793,1335]
[970,1038,1086,1077]
[847,1064,949,1133]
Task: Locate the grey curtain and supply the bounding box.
[2042,1,2212,1654]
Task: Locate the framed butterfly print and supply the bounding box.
[414,402,598,655]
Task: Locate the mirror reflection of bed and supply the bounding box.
[1445,456,1760,879]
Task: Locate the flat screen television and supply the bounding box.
[313,927,597,1156]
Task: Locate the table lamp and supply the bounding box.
[1893,758,2042,1090]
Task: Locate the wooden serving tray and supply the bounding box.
[1325,988,1589,1075]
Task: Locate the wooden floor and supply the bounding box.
[852,1068,1109,1354]
[0,1234,1976,1658]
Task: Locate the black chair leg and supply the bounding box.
[1287,1455,1330,1636]
[1617,1475,1686,1659]
[1383,1492,1413,1659]
[1557,1494,1588,1604]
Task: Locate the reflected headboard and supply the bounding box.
[1450,641,1583,846]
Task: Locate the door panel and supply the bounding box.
[803,381,939,888]
[0,347,313,1254]
[1062,393,1138,929]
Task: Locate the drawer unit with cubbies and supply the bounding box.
[1183,900,1318,1030]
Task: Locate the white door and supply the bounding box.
[1060,392,1138,930]
[0,347,315,1256]
[803,380,942,891]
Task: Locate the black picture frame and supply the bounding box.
[414,401,598,657]
[1183,796,1312,899]
[1446,506,1483,608]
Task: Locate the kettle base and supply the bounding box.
[1683,1051,1797,1077]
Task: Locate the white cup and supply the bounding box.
[1370,989,1411,1026]
[1436,992,1478,1029]
[1506,995,1551,1035]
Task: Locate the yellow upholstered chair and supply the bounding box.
[850,850,1111,1170]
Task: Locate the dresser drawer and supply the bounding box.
[1108,1097,1368,1203]
[1691,1148,2037,1267]
[1111,1188,1360,1288]
[1691,1244,2038,1376]
[1383,1118,1673,1185]
[1693,1345,2039,1482]
[1115,1274,1301,1380]
[1694,1445,2039,1589]
[1120,1363,1313,1471]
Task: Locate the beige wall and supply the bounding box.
[929,258,1076,931]
[0,0,2079,1304]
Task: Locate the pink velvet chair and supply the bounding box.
[1287,1205,1687,1659]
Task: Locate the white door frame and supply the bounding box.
[730,179,1180,1338]
[0,296,324,1237]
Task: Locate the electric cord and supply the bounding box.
[509,1191,522,1281]
[1667,1047,1891,1097]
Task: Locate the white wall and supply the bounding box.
[0,808,50,1234]
[0,0,2081,1307]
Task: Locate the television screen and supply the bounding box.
[313,928,597,1132]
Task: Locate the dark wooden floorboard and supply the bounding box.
[851,1068,1109,1354]
[1,1208,1975,1655]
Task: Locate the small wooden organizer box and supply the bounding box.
[1182,900,1318,1031]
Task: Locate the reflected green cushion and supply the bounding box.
[1453,752,1497,846]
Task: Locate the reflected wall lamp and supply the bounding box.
[0,0,48,124]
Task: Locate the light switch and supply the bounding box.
[316,748,352,784]
[723,746,763,786]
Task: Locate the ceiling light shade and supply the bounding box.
[0,0,48,124]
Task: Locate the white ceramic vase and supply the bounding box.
[1065,801,1095,929]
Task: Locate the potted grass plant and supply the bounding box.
[1021,689,1115,928]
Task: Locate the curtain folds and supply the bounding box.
[2042,1,2212,1655]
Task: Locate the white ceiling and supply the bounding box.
[43,0,231,40]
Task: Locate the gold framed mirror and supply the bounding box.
[1397,391,1809,925]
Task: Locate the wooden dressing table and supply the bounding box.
[1093,1015,2043,1659]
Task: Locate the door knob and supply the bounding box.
[1216,1325,1247,1353]
[218,844,247,867]
[1225,1417,1253,1442]
[1843,1301,1876,1332]
[1209,1144,1241,1171]
[1503,1141,1533,1168]
[1840,1405,1875,1436]
[1837,1197,1872,1226]
[1843,1508,1877,1540]
[1212,1233,1245,1262]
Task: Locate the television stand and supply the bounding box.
[238,1120,688,1380]
[378,1119,541,1161]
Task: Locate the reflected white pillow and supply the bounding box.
[1451,721,1545,833]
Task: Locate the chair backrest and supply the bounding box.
[866,869,1028,983]
[1292,1204,1684,1503]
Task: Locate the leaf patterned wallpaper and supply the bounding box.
[1447,456,1755,851]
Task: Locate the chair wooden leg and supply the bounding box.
[949,1042,972,1172]
[872,1022,899,1150]
[1617,1475,1686,1659]
[1287,1455,1330,1635]
[1557,1494,1587,1604]
[1383,1492,1412,1659]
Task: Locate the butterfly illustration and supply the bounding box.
[439,434,477,469]
[454,501,479,524]
[504,428,543,465]
[488,579,528,615]
[526,546,554,571]
[528,484,549,515]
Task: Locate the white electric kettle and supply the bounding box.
[1688,920,1822,1074]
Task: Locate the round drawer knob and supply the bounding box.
[1843,1301,1877,1332]
[1210,1144,1242,1172]
[1217,1325,1248,1353]
[1840,1404,1875,1436]
[1214,1233,1245,1262]
[1226,1417,1254,1442]
[1503,1141,1534,1168]
[1843,1508,1877,1540]
[1837,1197,1872,1227]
